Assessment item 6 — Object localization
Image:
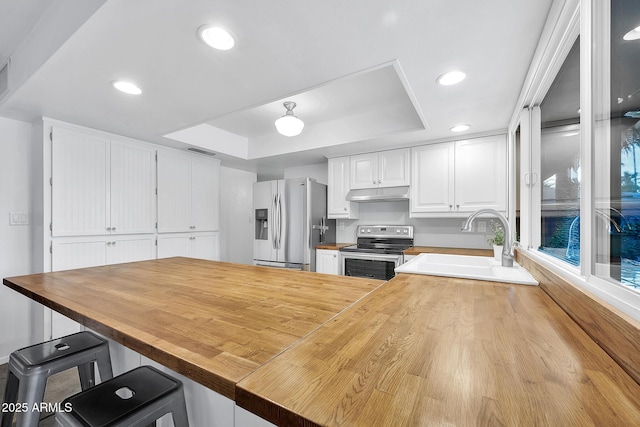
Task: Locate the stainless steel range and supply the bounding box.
[339,225,414,280]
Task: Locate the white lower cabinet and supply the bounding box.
[157,232,220,261]
[316,249,340,275]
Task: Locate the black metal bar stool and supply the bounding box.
[1,331,113,427]
[55,365,189,427]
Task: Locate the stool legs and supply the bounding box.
[1,371,20,427]
[13,371,48,427]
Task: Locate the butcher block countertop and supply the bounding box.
[237,273,640,426]
[2,258,381,400]
[5,257,640,426]
[404,246,493,256]
[315,243,353,250]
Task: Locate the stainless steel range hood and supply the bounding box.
[345,186,410,202]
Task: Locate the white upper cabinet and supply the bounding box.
[51,127,110,236]
[410,143,455,214]
[410,135,507,217]
[51,127,155,236]
[454,136,507,213]
[350,148,409,189]
[327,156,358,219]
[110,140,156,234]
[191,156,220,231]
[157,150,220,233]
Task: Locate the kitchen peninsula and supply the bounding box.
[4,257,640,426]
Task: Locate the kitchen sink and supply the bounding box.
[395,253,538,285]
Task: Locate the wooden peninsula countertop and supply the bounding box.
[237,273,640,426]
[2,257,381,399]
[5,257,640,425]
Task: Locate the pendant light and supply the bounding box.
[275,101,304,137]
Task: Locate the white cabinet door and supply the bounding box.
[157,150,192,233]
[378,148,409,187]
[349,149,409,189]
[191,232,220,261]
[52,239,107,271]
[157,232,219,260]
[350,153,378,189]
[157,234,191,258]
[110,141,156,235]
[51,127,109,236]
[316,249,340,275]
[106,236,156,265]
[327,157,358,219]
[454,135,507,213]
[410,143,455,214]
[191,157,219,231]
[158,151,220,233]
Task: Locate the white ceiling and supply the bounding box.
[0,0,554,177]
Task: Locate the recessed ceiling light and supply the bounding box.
[198,25,235,50]
[111,80,142,95]
[450,124,470,132]
[437,70,466,86]
[623,25,640,41]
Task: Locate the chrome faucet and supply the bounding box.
[462,209,514,267]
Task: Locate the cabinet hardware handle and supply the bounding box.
[456,204,460,209]
[112,241,116,246]
[112,227,116,231]
[344,207,347,211]
[378,180,381,184]
[449,205,452,210]
[373,180,376,184]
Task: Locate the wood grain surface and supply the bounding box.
[315,244,354,250]
[3,257,382,399]
[404,246,493,256]
[516,249,640,387]
[237,273,640,426]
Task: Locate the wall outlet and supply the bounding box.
[339,221,345,231]
[477,221,487,233]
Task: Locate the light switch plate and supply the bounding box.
[9,211,29,226]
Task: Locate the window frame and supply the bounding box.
[511,0,640,321]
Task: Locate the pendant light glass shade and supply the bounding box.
[275,101,304,136]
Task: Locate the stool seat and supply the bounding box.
[1,331,113,427]
[56,365,189,427]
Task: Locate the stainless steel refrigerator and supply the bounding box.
[253,178,335,271]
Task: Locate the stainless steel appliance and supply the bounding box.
[253,178,335,271]
[340,225,414,280]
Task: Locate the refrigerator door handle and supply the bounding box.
[277,193,283,250]
[271,194,278,250]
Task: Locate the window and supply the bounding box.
[539,39,581,266]
[593,0,640,289]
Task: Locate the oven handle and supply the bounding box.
[340,252,403,262]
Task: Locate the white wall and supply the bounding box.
[219,166,256,264]
[0,117,40,363]
[335,201,491,249]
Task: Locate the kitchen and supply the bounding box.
[2,0,640,426]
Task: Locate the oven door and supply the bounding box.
[341,252,403,280]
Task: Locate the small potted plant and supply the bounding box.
[486,220,505,261]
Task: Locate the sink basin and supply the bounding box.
[395,253,538,285]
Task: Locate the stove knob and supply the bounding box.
[366,228,371,233]
[396,229,401,233]
[404,229,408,234]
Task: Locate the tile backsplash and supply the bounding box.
[335,201,494,249]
